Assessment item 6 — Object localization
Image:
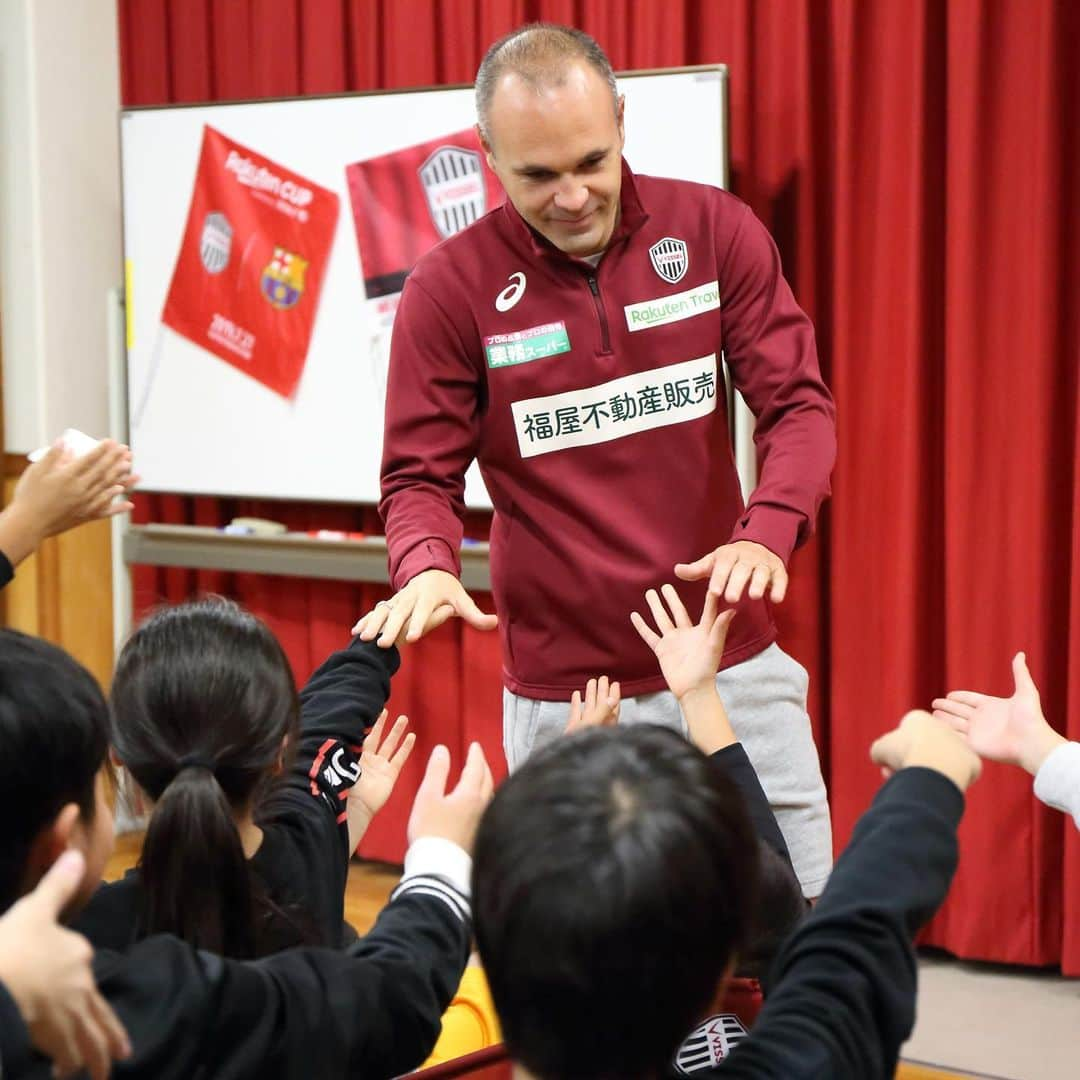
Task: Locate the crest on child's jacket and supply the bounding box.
[649,236,689,284]
[673,1014,749,1073]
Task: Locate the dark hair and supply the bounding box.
[110,599,300,957]
[0,630,109,910]
[738,843,808,988]
[473,726,760,1080]
[475,23,619,143]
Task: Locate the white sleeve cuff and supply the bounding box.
[1033,741,1080,831]
[402,836,473,897]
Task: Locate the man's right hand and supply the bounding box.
[352,569,498,648]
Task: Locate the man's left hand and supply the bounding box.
[675,540,788,604]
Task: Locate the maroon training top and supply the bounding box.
[380,161,835,700]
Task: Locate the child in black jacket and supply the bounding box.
[75,598,413,956]
[0,627,491,1078]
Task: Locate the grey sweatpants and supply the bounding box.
[502,643,833,896]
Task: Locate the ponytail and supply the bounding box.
[138,762,257,957]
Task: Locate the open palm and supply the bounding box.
[630,586,733,701]
[932,653,1044,764]
[350,711,416,818]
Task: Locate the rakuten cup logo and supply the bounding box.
[224,150,314,208]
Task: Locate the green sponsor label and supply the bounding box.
[485,321,571,368]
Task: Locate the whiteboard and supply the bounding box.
[121,67,728,506]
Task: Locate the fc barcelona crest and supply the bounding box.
[260,247,308,310]
[649,236,689,284]
[673,1015,749,1074]
[200,212,233,274]
[419,146,487,240]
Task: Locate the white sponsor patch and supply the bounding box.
[624,280,720,332]
[511,354,718,459]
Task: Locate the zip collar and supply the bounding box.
[499,158,651,266]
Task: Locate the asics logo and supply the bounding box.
[495,272,527,312]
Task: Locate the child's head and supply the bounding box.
[110,598,299,955]
[0,630,114,914]
[473,725,760,1080]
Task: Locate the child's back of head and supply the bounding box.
[0,629,111,913]
[110,598,299,956]
[473,725,760,1080]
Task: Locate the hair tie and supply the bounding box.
[177,753,215,774]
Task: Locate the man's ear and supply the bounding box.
[476,123,496,169]
[22,803,80,894]
[616,94,626,147]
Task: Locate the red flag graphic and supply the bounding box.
[161,126,339,398]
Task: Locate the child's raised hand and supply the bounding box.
[565,676,621,734]
[407,742,494,855]
[350,710,416,819]
[931,652,1065,776]
[630,586,735,702]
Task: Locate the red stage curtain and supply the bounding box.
[117,0,1080,971]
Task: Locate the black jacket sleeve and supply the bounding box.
[0,977,32,1076]
[710,743,792,866]
[75,884,470,1080]
[712,767,965,1080]
[0,551,13,591]
[260,637,401,855]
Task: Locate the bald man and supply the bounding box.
[357,24,837,896]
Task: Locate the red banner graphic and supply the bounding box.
[162,125,339,398]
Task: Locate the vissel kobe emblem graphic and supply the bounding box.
[649,236,689,284]
[200,212,233,274]
[673,1014,749,1074]
[419,147,487,240]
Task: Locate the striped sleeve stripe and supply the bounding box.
[392,875,470,923]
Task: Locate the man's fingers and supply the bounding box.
[769,564,789,603]
[1013,651,1039,700]
[706,550,740,597]
[28,850,86,918]
[355,603,391,641]
[660,583,692,628]
[674,554,715,581]
[422,603,458,635]
[746,562,773,601]
[645,589,675,632]
[723,560,755,604]
[454,592,499,632]
[630,610,660,650]
[404,594,436,644]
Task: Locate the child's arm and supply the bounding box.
[630,586,792,863]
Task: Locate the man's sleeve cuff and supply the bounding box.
[393,538,461,591]
[728,504,805,564]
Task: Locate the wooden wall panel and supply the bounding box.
[1,459,115,689]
